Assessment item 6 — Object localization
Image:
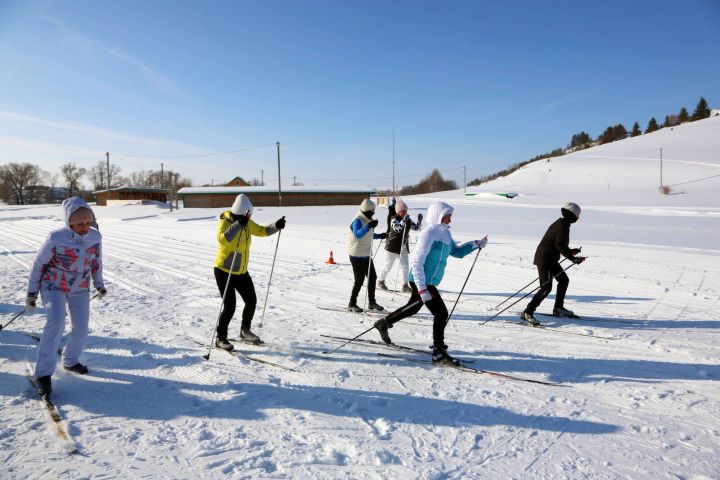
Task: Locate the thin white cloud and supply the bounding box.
[0,110,207,153]
[43,14,198,105]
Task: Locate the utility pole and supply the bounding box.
[160,163,164,190]
[392,128,395,194]
[169,174,174,212]
[463,166,467,194]
[276,142,282,207]
[261,169,264,186]
[293,176,296,186]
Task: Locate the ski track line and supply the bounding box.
[672,269,708,322]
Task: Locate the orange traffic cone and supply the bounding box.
[326,251,336,264]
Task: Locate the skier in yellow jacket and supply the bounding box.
[214,194,285,350]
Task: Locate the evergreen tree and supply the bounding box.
[612,123,628,141]
[691,96,711,121]
[570,131,592,149]
[645,117,659,133]
[678,107,689,123]
[631,121,641,137]
[598,126,614,144]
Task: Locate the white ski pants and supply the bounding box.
[379,249,409,285]
[34,290,90,378]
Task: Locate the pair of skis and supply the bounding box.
[321,334,564,387]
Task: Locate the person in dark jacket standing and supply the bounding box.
[521,202,586,325]
[378,199,422,293]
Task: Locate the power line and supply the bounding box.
[112,143,276,159]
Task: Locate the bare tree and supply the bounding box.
[89,161,122,190]
[61,162,87,197]
[0,163,48,205]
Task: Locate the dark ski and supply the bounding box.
[536,312,642,325]
[376,353,565,386]
[320,334,475,363]
[508,321,618,340]
[191,339,298,371]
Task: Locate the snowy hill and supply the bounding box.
[1,116,719,478]
[467,115,720,208]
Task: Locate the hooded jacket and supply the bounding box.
[408,201,477,290]
[214,211,280,274]
[533,214,577,266]
[27,197,104,294]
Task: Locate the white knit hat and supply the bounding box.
[359,198,376,212]
[395,199,408,212]
[231,194,254,215]
[561,202,581,218]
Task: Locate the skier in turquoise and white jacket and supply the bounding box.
[25,197,106,397]
[373,200,487,365]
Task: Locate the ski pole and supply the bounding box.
[258,225,283,328]
[361,237,385,311]
[322,324,377,355]
[204,217,247,360]
[481,262,578,325]
[0,309,25,332]
[445,240,484,327]
[391,222,409,301]
[493,257,568,311]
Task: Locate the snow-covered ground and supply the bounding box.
[1,117,719,479]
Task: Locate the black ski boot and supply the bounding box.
[348,302,363,313]
[521,311,540,326]
[215,338,234,352]
[36,375,52,396]
[373,318,393,344]
[432,346,460,366]
[367,300,385,312]
[377,280,389,291]
[553,306,575,317]
[240,329,262,344]
[63,363,89,374]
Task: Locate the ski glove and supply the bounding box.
[96,287,108,299]
[572,256,586,265]
[378,232,388,240]
[571,247,582,255]
[367,219,379,229]
[402,214,412,224]
[274,216,286,230]
[25,294,37,312]
[419,289,436,303]
[475,237,488,249]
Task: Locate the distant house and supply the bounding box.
[711,108,720,117]
[178,185,376,208]
[225,176,250,187]
[93,186,169,206]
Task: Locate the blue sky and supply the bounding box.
[1,0,718,189]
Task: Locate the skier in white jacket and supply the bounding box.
[26,197,106,397]
[373,201,487,365]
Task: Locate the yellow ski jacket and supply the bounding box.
[214,211,279,274]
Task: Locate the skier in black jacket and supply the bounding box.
[378,199,422,293]
[521,202,586,324]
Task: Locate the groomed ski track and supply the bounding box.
[1,203,719,478]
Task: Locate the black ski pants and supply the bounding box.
[384,283,449,349]
[214,268,257,340]
[349,256,377,305]
[525,262,569,314]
